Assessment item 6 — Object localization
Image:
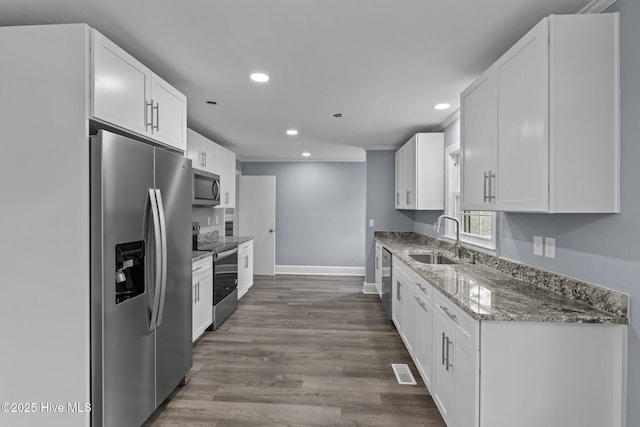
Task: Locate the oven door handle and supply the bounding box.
[215,247,238,259]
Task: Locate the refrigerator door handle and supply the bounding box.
[148,189,163,332]
[155,189,168,328]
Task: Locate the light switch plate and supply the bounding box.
[369,219,375,227]
[545,237,556,259]
[533,236,543,256]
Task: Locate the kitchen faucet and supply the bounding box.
[435,215,462,258]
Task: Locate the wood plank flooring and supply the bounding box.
[144,275,446,426]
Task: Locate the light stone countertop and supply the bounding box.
[376,232,628,324]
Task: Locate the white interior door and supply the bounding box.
[239,175,276,275]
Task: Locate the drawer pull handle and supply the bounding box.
[414,296,427,311]
[440,305,457,322]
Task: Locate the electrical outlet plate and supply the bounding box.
[369,219,375,227]
[533,236,543,256]
[545,237,556,259]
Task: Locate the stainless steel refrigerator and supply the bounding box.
[90,130,192,427]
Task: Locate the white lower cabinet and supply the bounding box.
[392,257,413,347]
[390,256,626,427]
[412,276,433,391]
[432,290,479,427]
[192,256,213,342]
[238,240,254,299]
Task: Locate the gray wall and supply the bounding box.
[414,4,640,423]
[242,161,366,267]
[364,150,415,282]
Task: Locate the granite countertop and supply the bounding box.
[376,232,628,324]
[192,235,253,260]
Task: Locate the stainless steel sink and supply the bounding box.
[409,253,458,265]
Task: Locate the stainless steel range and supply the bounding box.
[211,247,238,329]
[194,232,239,330]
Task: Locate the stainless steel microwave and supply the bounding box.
[192,170,220,207]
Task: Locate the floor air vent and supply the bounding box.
[391,363,416,385]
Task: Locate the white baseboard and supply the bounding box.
[362,282,378,294]
[275,265,365,276]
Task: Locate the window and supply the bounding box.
[444,144,497,251]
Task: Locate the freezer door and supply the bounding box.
[91,131,157,427]
[154,147,193,405]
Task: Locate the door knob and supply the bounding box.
[269,228,274,233]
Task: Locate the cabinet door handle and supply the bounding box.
[197,282,200,302]
[488,171,496,201]
[153,101,160,131]
[406,190,410,205]
[245,255,249,268]
[483,171,488,202]
[441,332,446,366]
[397,192,400,205]
[145,101,153,130]
[396,281,401,301]
[445,336,453,371]
[225,192,229,204]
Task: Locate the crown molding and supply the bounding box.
[438,109,460,131]
[579,0,618,13]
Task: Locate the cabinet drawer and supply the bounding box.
[238,240,253,252]
[192,255,212,275]
[434,290,479,350]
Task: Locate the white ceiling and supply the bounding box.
[1,0,599,161]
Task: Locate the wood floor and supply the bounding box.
[144,275,446,426]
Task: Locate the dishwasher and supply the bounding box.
[381,248,392,320]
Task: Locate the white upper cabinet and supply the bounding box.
[461,13,620,213]
[395,133,444,210]
[187,128,215,173]
[150,73,187,151]
[187,128,236,208]
[91,29,150,136]
[460,70,497,211]
[214,144,236,209]
[91,29,187,152]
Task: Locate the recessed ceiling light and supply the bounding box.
[250,72,269,83]
[434,103,451,110]
[206,100,217,105]
[333,113,342,118]
[302,152,311,157]
[286,129,298,136]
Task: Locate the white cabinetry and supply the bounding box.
[91,29,187,152]
[374,242,383,298]
[392,257,427,370]
[187,128,215,173]
[192,256,213,342]
[186,128,237,208]
[412,275,434,390]
[391,257,412,346]
[390,255,626,427]
[214,144,236,208]
[395,133,444,210]
[432,289,479,427]
[461,13,619,213]
[238,240,254,299]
